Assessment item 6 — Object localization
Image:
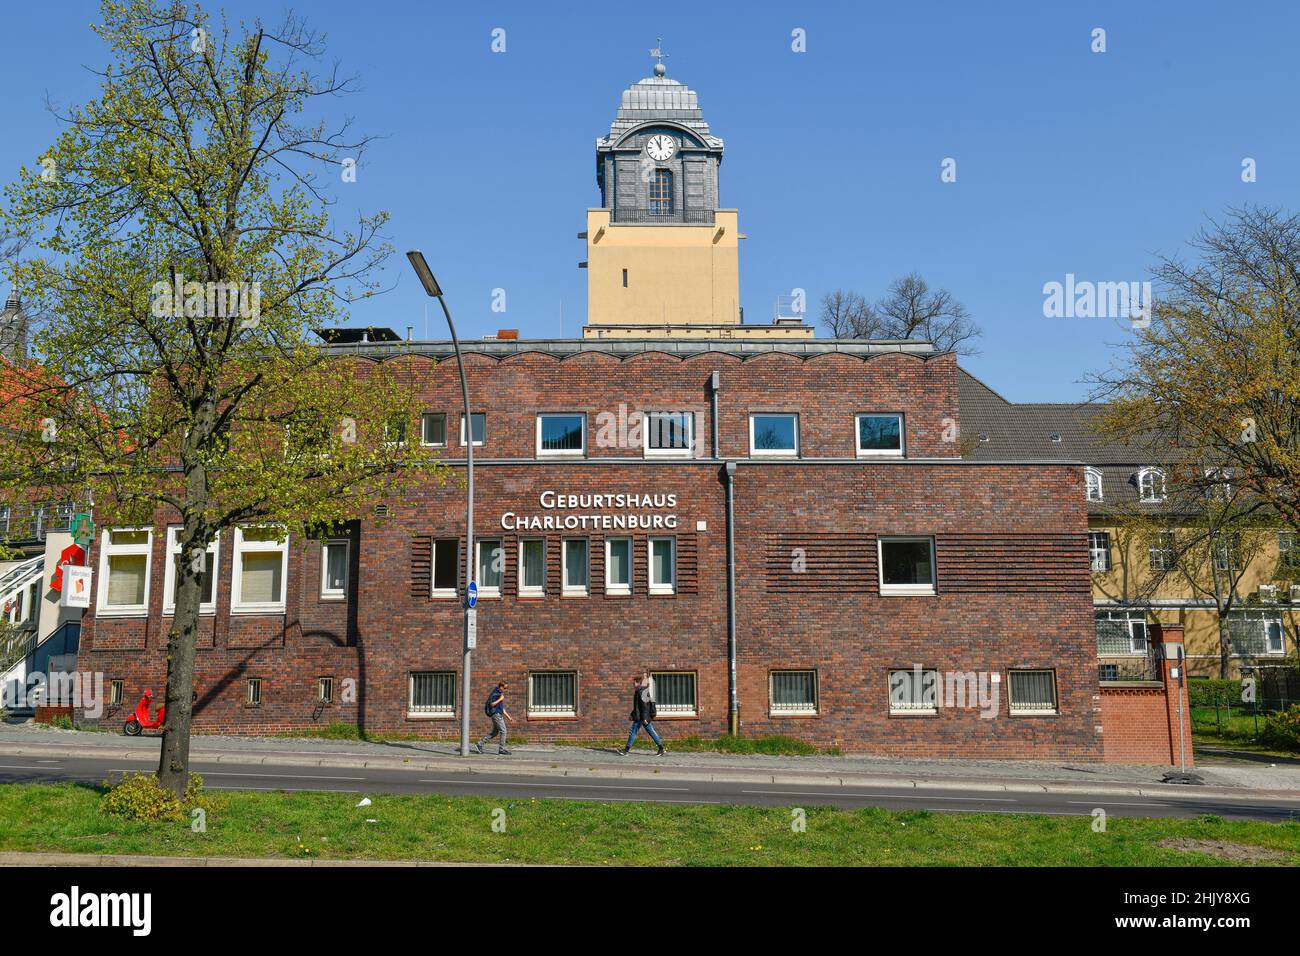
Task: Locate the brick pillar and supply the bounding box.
[1152,623,1195,769]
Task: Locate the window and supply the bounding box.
[41,502,74,535]
[644,411,694,457]
[537,413,586,457]
[1226,611,1286,656]
[648,537,676,594]
[749,413,798,456]
[622,268,628,288]
[1137,467,1166,503]
[1149,532,1176,571]
[562,538,589,595]
[109,679,124,706]
[232,526,289,613]
[384,417,407,446]
[649,168,673,215]
[770,670,818,716]
[1213,532,1241,571]
[317,677,334,705]
[528,671,577,717]
[650,672,697,717]
[1279,531,1299,570]
[459,413,486,447]
[856,414,904,457]
[409,671,456,716]
[432,538,459,597]
[1084,467,1104,502]
[1088,531,1111,572]
[320,539,349,599]
[1009,670,1057,714]
[889,668,938,715]
[878,537,936,595]
[162,528,218,615]
[605,537,632,594]
[519,539,545,596]
[96,528,152,616]
[421,413,447,447]
[246,678,262,707]
[1205,468,1232,501]
[1095,611,1148,655]
[0,505,9,535]
[476,538,503,595]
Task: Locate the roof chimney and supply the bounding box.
[0,291,28,362]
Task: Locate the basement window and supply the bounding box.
[317,677,334,705]
[1008,670,1057,715]
[529,671,578,717]
[770,669,818,716]
[889,668,938,715]
[246,678,262,707]
[409,671,456,717]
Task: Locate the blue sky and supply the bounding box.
[4,1,1298,400]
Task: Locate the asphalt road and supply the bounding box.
[3,751,1299,821]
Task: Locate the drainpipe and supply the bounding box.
[709,370,720,460]
[724,460,738,735]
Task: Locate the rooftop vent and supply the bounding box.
[1050,433,1062,443]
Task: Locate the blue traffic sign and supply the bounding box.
[466,581,478,608]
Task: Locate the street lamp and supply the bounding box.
[407,250,475,757]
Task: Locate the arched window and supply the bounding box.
[1137,467,1166,503]
[1084,467,1103,502]
[649,169,673,215]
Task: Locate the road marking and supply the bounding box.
[36,759,61,764]
[740,790,1016,803]
[418,779,690,792]
[1065,800,1160,808]
[208,784,360,793]
[931,807,1086,817]
[0,764,61,771]
[202,771,366,781]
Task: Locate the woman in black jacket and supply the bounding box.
[618,670,665,756]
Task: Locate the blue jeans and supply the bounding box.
[625,719,662,749]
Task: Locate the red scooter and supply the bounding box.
[123,690,164,736]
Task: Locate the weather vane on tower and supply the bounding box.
[649,37,669,76]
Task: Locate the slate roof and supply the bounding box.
[957,368,1168,513]
[598,74,723,150]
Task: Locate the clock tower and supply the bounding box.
[582,52,812,339]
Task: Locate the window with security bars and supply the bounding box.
[889,668,938,714]
[529,671,577,716]
[1008,670,1057,714]
[317,676,334,705]
[246,678,262,706]
[650,672,696,716]
[109,679,124,705]
[649,169,673,214]
[409,671,456,716]
[770,670,818,715]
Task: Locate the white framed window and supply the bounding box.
[1008,670,1057,715]
[317,676,334,704]
[605,537,632,594]
[1213,532,1241,571]
[528,670,577,717]
[518,538,546,596]
[109,679,124,705]
[475,538,503,595]
[1279,531,1300,571]
[432,538,459,597]
[770,669,818,716]
[320,538,349,600]
[1137,467,1166,503]
[648,537,676,594]
[1088,531,1112,572]
[1095,611,1148,655]
[162,527,218,615]
[1226,611,1286,657]
[562,538,589,595]
[96,528,153,616]
[889,668,938,715]
[1148,532,1176,571]
[0,505,9,535]
[650,671,697,717]
[409,671,457,717]
[1205,467,1233,501]
[1084,467,1104,502]
[878,537,936,596]
[246,678,262,707]
[384,417,408,446]
[856,414,904,457]
[231,526,289,614]
[537,413,586,457]
[644,411,695,458]
[421,412,447,447]
[749,413,799,457]
[459,413,486,447]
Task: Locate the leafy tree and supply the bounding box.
[0,0,445,795]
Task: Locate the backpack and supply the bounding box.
[484,691,497,717]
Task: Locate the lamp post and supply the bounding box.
[407,250,474,757]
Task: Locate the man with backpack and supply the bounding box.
[618,670,665,756]
[475,681,512,755]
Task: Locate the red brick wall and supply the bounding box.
[1097,626,1194,766]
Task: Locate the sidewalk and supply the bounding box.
[2,723,1298,800]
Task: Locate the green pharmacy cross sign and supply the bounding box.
[70,513,94,547]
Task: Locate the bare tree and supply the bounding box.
[818,290,881,338]
[876,273,981,354]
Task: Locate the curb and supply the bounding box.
[3,742,1297,803]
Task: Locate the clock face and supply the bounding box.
[646,134,676,162]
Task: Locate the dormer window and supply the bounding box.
[1205,468,1232,502]
[1137,467,1166,503]
[649,169,673,216]
[1084,467,1103,503]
